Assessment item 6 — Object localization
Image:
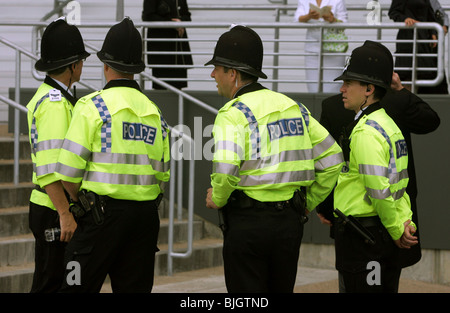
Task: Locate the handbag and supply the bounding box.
[322,28,348,53]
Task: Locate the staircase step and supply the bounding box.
[0,234,34,267]
[155,238,223,276]
[158,218,204,244]
[0,206,29,237]
[0,238,223,293]
[0,263,34,293]
[0,182,33,208]
[0,159,33,183]
[0,136,30,160]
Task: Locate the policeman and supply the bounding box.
[56,17,170,292]
[332,41,418,293]
[204,25,344,293]
[27,17,89,293]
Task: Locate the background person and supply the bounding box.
[389,0,448,94]
[142,0,193,89]
[294,0,348,93]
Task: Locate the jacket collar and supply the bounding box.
[103,79,142,92]
[233,82,267,98]
[44,75,77,105]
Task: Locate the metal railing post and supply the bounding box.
[177,94,184,222]
[13,51,21,185]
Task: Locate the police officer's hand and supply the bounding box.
[317,213,332,226]
[394,219,418,249]
[206,188,221,210]
[59,210,77,242]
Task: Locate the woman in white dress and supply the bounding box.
[294,0,348,93]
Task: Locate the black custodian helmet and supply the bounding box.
[35,18,90,72]
[334,40,393,89]
[97,17,145,74]
[205,25,267,79]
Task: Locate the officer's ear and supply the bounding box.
[365,84,374,95]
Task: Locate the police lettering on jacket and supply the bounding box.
[267,118,303,141]
[122,121,157,145]
[395,139,408,158]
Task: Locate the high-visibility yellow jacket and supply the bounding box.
[334,106,414,240]
[211,84,344,209]
[26,77,76,210]
[56,79,170,201]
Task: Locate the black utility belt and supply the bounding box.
[228,190,289,211]
[69,190,107,225]
[70,190,163,225]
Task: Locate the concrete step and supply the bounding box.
[158,218,205,245]
[0,234,34,267]
[0,206,29,237]
[0,136,30,160]
[0,208,218,272]
[0,263,34,293]
[155,238,223,276]
[0,159,33,183]
[0,182,33,208]
[0,237,223,293]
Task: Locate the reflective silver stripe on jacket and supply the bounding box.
[61,139,91,161]
[240,149,312,172]
[84,171,159,186]
[34,162,58,177]
[365,186,406,201]
[363,119,408,200]
[359,164,409,184]
[239,170,315,186]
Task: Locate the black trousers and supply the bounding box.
[222,199,304,293]
[59,197,160,293]
[29,202,66,293]
[334,216,402,293]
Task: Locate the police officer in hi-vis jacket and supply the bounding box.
[27,17,89,293]
[330,41,419,293]
[56,18,170,293]
[205,25,344,293]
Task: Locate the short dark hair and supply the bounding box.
[223,66,258,83]
[47,64,70,76]
[359,82,387,101]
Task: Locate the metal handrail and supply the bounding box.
[40,0,72,22]
[5,19,447,91]
[138,71,216,275]
[139,21,445,90]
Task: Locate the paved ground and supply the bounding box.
[101,266,450,293]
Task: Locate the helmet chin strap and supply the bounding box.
[67,64,76,98]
